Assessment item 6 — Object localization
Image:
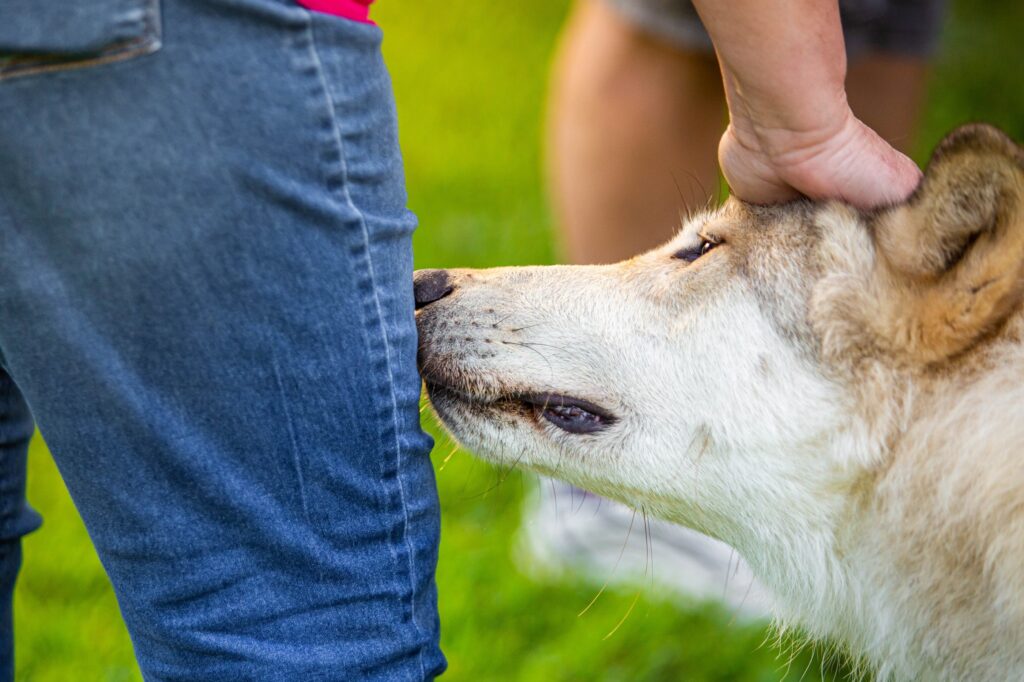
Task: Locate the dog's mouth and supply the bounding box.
[424,380,617,435]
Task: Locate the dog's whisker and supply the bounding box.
[509,340,561,351]
[437,444,460,472]
[573,487,588,515]
[455,451,483,499]
[722,548,735,603]
[642,507,653,588]
[491,312,516,328]
[495,445,530,487]
[462,446,529,498]
[549,478,559,520]
[578,508,638,618]
[499,340,554,377]
[601,589,641,641]
[727,571,757,629]
[506,322,545,333]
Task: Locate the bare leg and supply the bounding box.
[846,54,930,155]
[545,0,725,264]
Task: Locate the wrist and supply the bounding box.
[725,78,854,166]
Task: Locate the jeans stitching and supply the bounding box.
[302,12,426,679]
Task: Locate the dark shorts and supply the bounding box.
[603,0,947,59]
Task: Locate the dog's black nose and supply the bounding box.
[413,269,454,309]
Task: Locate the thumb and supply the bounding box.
[825,120,923,210]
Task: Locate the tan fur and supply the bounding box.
[415,124,1024,680]
[872,124,1024,364]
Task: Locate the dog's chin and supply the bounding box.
[423,381,533,433]
[423,378,618,439]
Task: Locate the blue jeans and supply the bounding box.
[0,0,444,679]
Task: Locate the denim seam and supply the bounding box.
[271,355,312,526]
[302,13,426,680]
[0,0,162,81]
[0,375,41,543]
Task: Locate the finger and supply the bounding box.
[835,124,923,210]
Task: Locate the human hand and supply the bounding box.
[718,106,923,210]
[687,0,923,211]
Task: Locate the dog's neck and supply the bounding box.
[715,356,1024,681]
[707,457,924,679]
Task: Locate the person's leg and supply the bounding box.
[546,0,725,265]
[846,55,930,155]
[840,0,943,155]
[0,0,442,678]
[0,372,43,681]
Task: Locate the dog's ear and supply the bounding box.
[873,124,1024,364]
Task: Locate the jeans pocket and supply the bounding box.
[0,0,161,80]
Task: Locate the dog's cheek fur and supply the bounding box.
[810,203,914,469]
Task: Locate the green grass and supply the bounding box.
[13,1,1024,679]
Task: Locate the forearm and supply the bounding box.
[688,0,921,208]
[691,0,851,157]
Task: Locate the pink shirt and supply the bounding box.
[297,0,374,23]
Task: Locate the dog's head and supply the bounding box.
[415,124,1024,560]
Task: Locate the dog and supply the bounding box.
[414,124,1024,681]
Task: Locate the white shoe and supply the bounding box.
[517,479,774,622]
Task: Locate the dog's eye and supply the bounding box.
[542,403,607,434]
[519,393,616,435]
[672,238,719,263]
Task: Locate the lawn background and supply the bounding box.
[13,1,1023,680]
